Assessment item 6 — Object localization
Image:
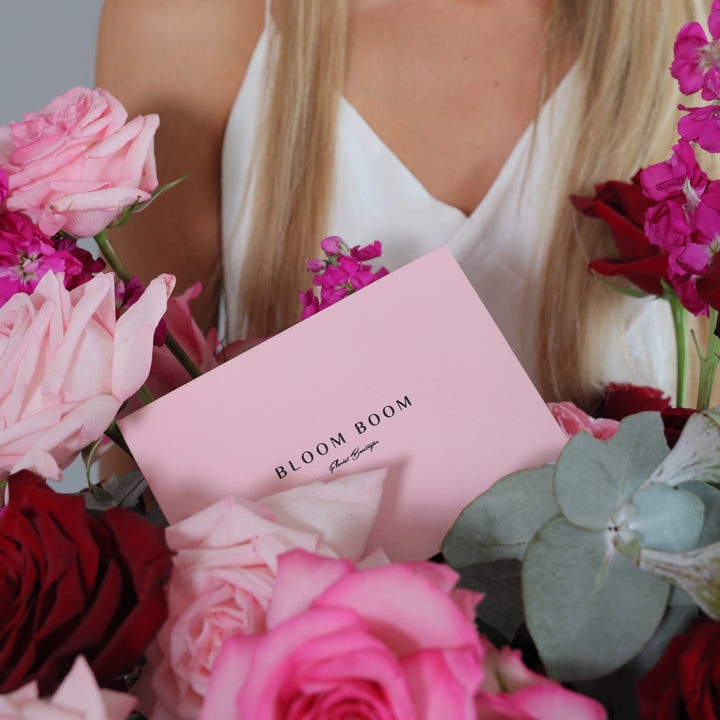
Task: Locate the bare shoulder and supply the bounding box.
[96,0,264,117]
[94,0,266,332]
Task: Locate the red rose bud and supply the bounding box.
[0,471,173,695]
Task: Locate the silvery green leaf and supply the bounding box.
[554,412,669,531]
[523,515,670,681]
[680,481,720,545]
[442,465,557,567]
[452,558,524,644]
[646,410,720,488]
[627,483,704,552]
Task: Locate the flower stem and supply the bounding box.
[105,420,132,456]
[93,229,202,380]
[696,307,720,410]
[136,384,155,405]
[165,332,203,379]
[669,294,689,408]
[94,229,131,282]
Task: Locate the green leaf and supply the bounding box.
[523,515,670,681]
[680,481,720,545]
[453,558,524,644]
[646,410,720,488]
[110,174,190,228]
[627,483,704,551]
[554,412,669,531]
[442,465,558,567]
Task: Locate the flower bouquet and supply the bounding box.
[1,6,720,720]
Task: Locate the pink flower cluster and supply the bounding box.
[638,140,720,313]
[147,473,606,720]
[672,0,720,152]
[0,87,175,481]
[299,236,388,319]
[628,2,720,315]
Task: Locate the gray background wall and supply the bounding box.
[2,0,106,491]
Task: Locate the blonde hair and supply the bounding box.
[237,0,713,409]
[237,0,348,338]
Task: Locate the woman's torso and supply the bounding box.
[221,3,675,396]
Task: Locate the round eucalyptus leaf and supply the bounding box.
[454,558,524,643]
[680,481,720,545]
[647,410,720,487]
[442,465,557,568]
[628,483,704,551]
[523,515,670,682]
[554,412,669,531]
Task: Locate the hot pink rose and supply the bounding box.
[149,471,386,720]
[547,401,620,441]
[0,87,159,238]
[475,640,607,720]
[0,270,174,480]
[200,549,485,720]
[0,655,136,720]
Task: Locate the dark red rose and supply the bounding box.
[599,383,697,449]
[660,407,699,449]
[0,471,172,695]
[571,177,670,295]
[637,616,720,719]
[601,382,672,420]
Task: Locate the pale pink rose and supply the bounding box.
[150,470,386,720]
[0,270,174,480]
[0,87,159,238]
[200,549,485,720]
[0,655,136,720]
[547,401,620,441]
[475,640,607,720]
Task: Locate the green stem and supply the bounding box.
[697,307,720,410]
[136,384,155,405]
[105,420,132,456]
[669,294,689,408]
[93,229,202,381]
[94,229,131,282]
[165,333,202,379]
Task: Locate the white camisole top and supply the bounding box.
[221,17,675,398]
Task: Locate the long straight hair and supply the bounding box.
[537,0,712,408]
[237,0,348,338]
[236,0,713,408]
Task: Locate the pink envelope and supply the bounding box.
[119,247,567,560]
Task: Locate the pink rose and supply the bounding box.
[0,87,159,238]
[0,655,136,720]
[150,470,386,720]
[0,270,174,480]
[547,401,620,441]
[475,640,607,720]
[200,549,485,720]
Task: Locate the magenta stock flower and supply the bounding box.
[0,213,104,306]
[678,101,720,153]
[300,236,389,319]
[671,0,720,96]
[0,170,7,203]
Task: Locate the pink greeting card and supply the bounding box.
[119,247,567,560]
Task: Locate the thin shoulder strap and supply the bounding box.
[265,0,272,28]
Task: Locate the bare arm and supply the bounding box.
[95,0,264,332]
